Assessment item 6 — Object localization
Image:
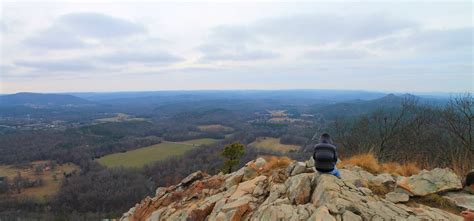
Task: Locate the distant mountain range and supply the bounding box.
[0,92,93,106]
[314,93,446,118]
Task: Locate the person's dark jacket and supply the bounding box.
[313,138,338,173]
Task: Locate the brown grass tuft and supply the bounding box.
[249,156,293,176]
[398,163,420,176]
[367,182,391,196]
[381,162,420,176]
[413,193,462,214]
[339,153,421,176]
[262,156,292,171]
[339,153,381,174]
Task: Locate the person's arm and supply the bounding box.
[461,210,474,221]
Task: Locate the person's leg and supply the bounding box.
[329,167,341,178]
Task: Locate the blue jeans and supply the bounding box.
[320,167,341,178]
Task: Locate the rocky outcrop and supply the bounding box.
[396,168,462,196]
[120,158,465,221]
[443,191,474,210]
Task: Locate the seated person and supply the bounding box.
[313,133,340,178]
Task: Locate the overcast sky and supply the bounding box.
[0,1,472,93]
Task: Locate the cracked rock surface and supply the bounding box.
[120,158,463,221]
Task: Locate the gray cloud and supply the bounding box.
[304,48,372,60]
[96,51,183,64]
[209,14,417,46]
[58,13,145,38]
[373,27,473,52]
[201,49,279,62]
[0,21,7,33]
[15,59,95,72]
[24,27,87,49]
[23,12,146,49]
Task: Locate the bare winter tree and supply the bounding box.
[441,93,474,153]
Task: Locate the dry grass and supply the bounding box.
[411,194,462,214]
[339,153,420,176]
[262,156,292,171]
[249,137,300,153]
[367,182,391,196]
[338,153,381,174]
[248,156,292,175]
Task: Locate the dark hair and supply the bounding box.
[321,133,330,139]
[466,171,474,187]
[320,133,333,144]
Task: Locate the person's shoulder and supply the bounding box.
[315,143,336,149]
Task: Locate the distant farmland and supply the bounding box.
[0,161,79,200]
[97,138,220,168]
[249,137,299,152]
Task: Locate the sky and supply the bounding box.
[0,0,473,93]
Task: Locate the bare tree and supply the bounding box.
[441,93,474,152]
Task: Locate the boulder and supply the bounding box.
[371,173,395,187]
[271,169,288,183]
[181,171,204,186]
[396,168,462,196]
[306,157,315,168]
[443,191,474,210]
[385,192,409,203]
[342,210,362,221]
[255,157,267,169]
[230,176,267,200]
[289,162,306,176]
[339,167,374,187]
[243,166,258,181]
[285,173,314,205]
[309,206,336,221]
[215,195,253,221]
[224,168,245,189]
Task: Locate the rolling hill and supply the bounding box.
[0,92,93,106]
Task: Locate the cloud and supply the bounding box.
[15,59,95,72]
[0,21,7,33]
[96,51,183,64]
[23,12,145,49]
[200,49,279,62]
[303,48,372,60]
[209,14,417,46]
[58,13,145,38]
[197,13,415,63]
[24,27,87,49]
[375,27,473,52]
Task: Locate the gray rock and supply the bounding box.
[396,168,462,196]
[385,192,409,203]
[309,206,336,221]
[306,157,315,168]
[285,173,314,205]
[371,173,395,186]
[243,166,258,181]
[255,157,267,169]
[443,191,474,210]
[290,162,306,176]
[224,168,245,189]
[181,170,204,186]
[342,210,362,221]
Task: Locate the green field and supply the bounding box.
[180,138,220,145]
[97,138,219,168]
[97,143,192,168]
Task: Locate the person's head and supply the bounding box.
[320,133,333,144]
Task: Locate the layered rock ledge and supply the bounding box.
[121,158,467,221]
